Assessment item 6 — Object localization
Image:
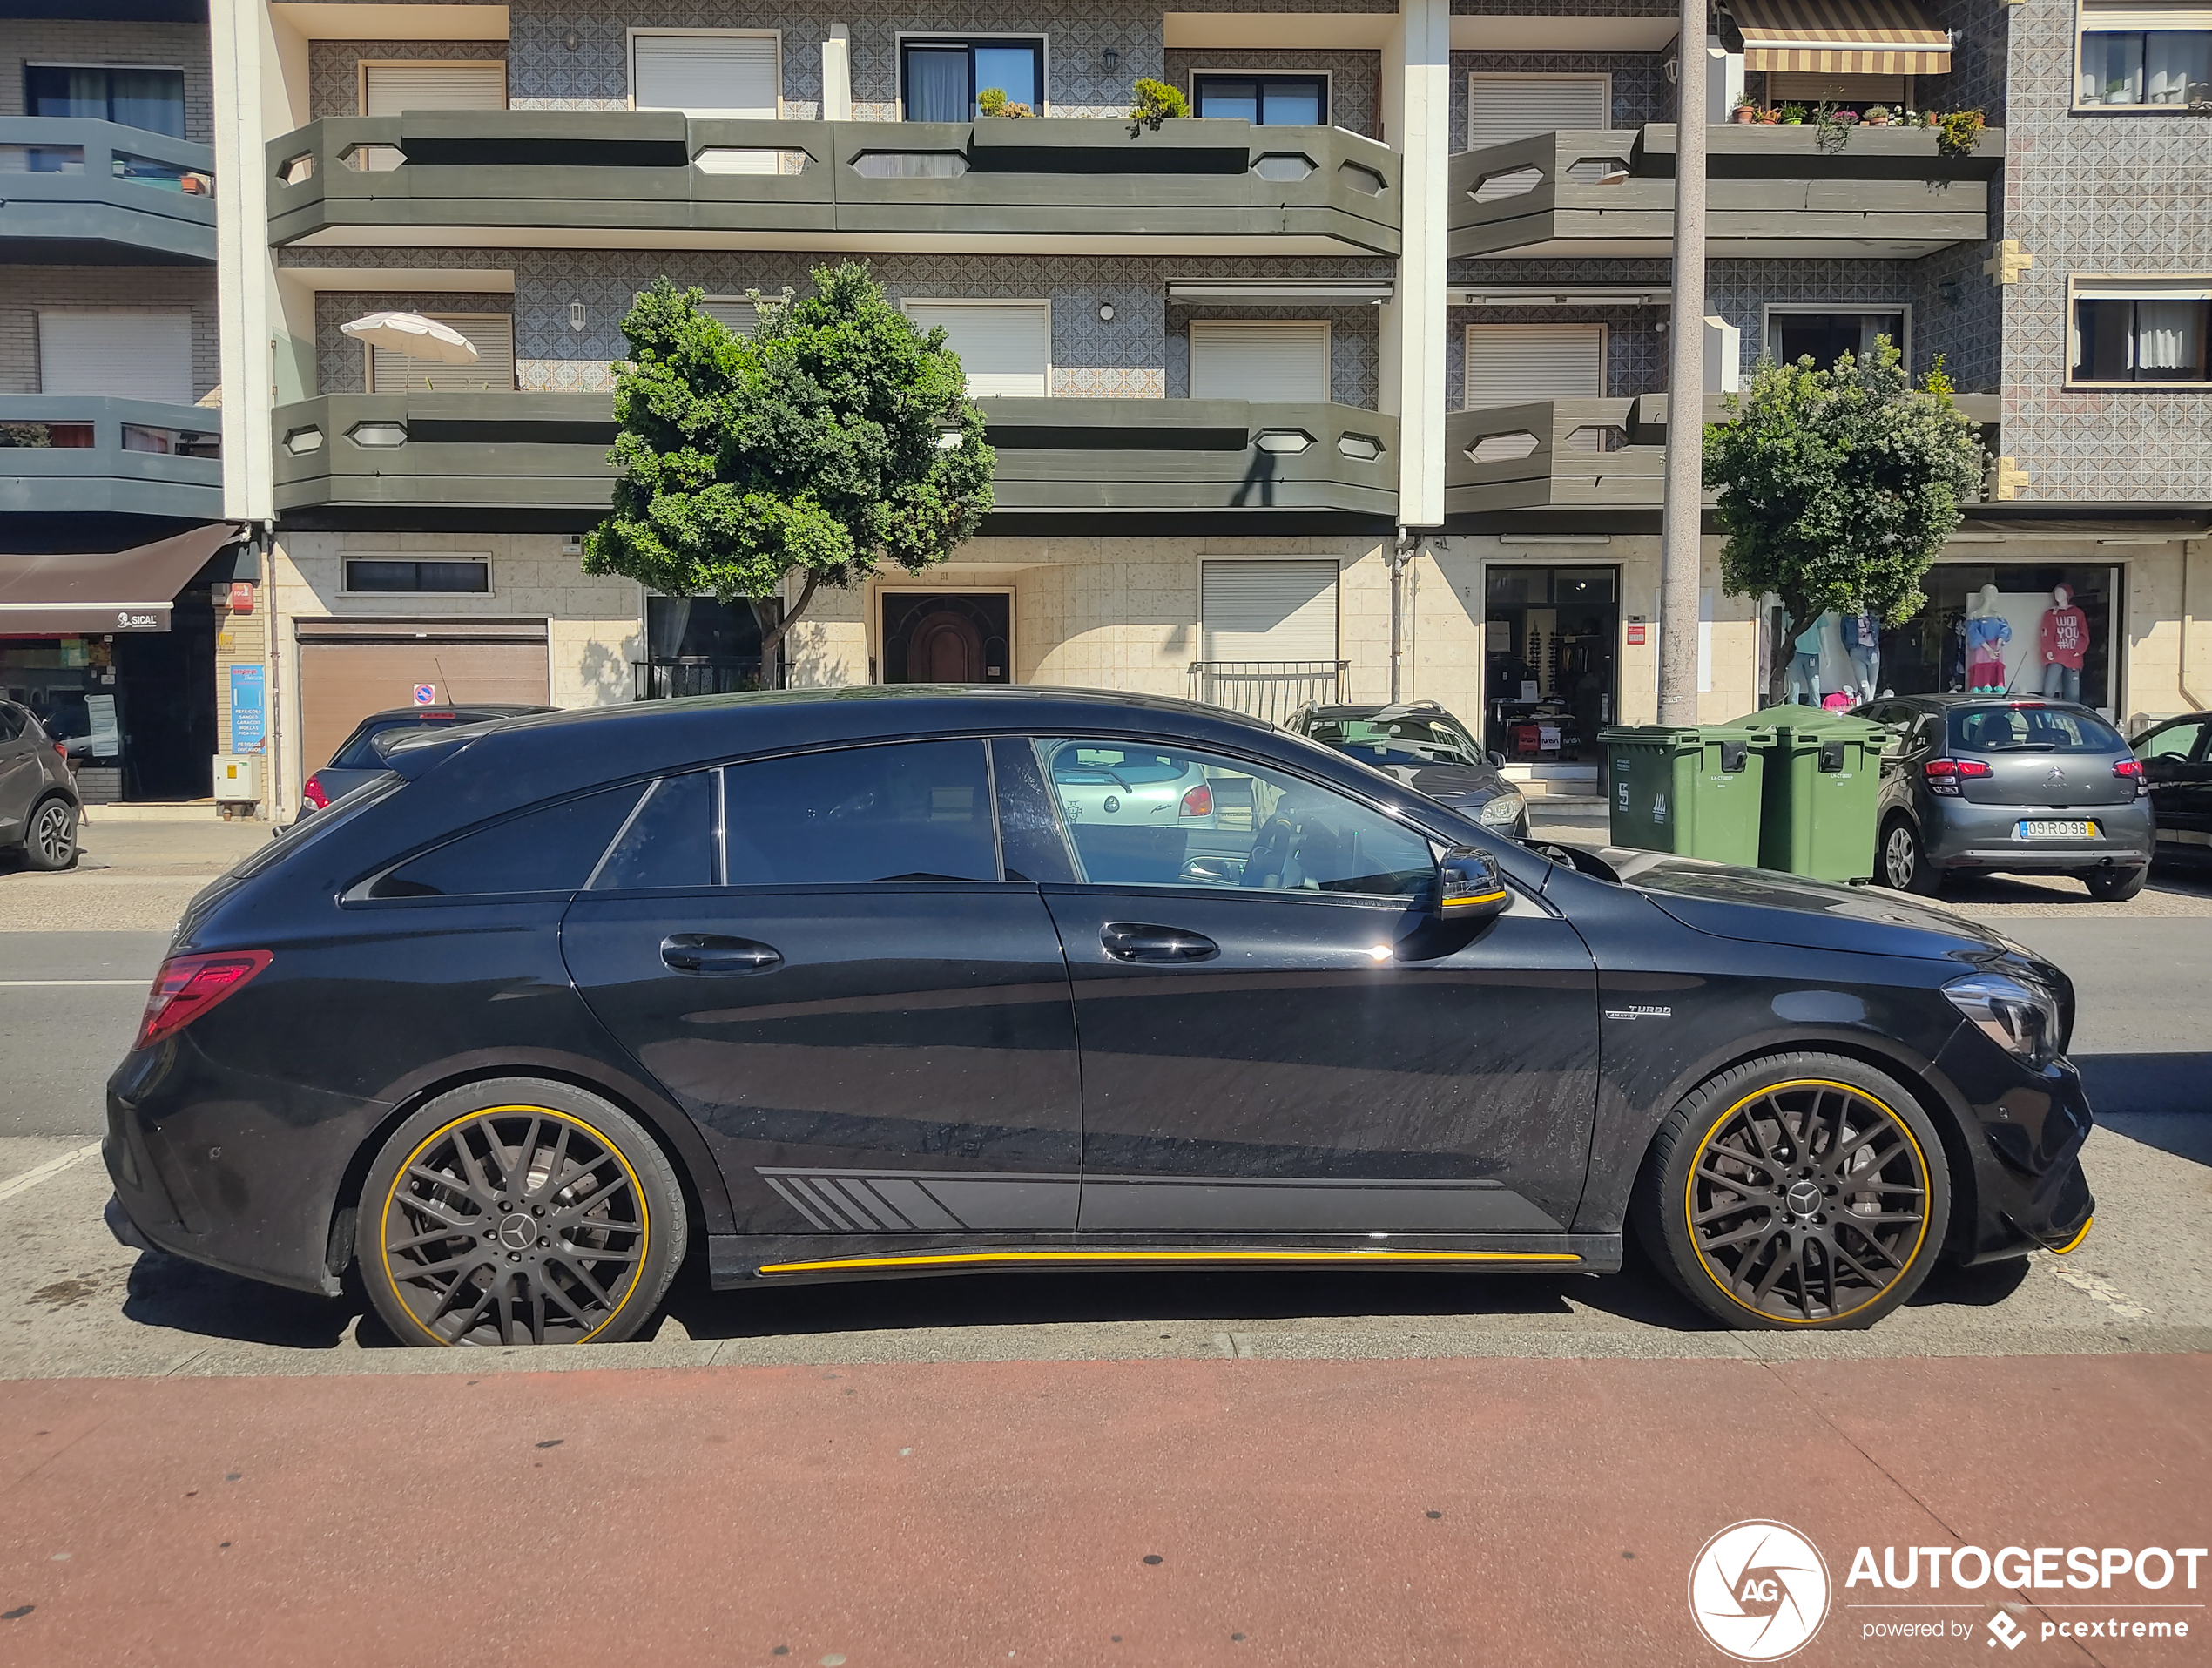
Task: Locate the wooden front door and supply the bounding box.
[909,610,985,683]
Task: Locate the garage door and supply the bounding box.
[296,617,549,773]
[1189,320,1330,402]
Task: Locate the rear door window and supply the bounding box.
[722,740,999,885]
[590,771,718,890]
[368,784,644,898]
[2137,719,2210,762]
[1947,706,2125,754]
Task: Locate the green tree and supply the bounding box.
[1704,338,1985,706]
[583,263,995,676]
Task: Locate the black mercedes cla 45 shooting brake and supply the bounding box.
[103,688,2094,1346]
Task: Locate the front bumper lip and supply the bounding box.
[104,1191,156,1253]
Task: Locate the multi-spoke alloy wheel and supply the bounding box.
[1635,1054,1951,1331]
[25,798,76,871]
[357,1080,685,1347]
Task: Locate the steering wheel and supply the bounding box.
[1241,814,1295,888]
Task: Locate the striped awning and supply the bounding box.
[1730,0,1952,75]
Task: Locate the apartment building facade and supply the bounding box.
[30,0,2202,811]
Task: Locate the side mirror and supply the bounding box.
[1434,845,1509,924]
[1487,750,1508,770]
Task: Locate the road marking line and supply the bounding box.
[2044,1258,2153,1320]
[0,979,145,987]
[0,1142,103,1204]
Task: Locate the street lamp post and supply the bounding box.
[1657,0,1709,726]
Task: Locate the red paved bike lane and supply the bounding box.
[0,1352,2203,1667]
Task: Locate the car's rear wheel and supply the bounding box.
[356,1077,686,1347]
[23,796,78,871]
[2081,865,2147,902]
[1878,815,1940,895]
[1633,1052,1950,1330]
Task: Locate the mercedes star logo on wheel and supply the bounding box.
[1688,1521,1831,1662]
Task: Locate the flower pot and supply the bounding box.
[1732,105,1757,123]
[1865,111,1891,125]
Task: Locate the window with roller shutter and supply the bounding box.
[1188,321,1331,403]
[1464,323,1605,409]
[358,63,506,171]
[1466,74,1611,149]
[1199,560,1340,663]
[699,299,763,338]
[902,301,1051,397]
[631,31,781,118]
[39,312,192,402]
[368,314,515,393]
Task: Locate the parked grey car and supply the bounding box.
[1858,695,2152,901]
[0,700,81,870]
[1286,701,1528,841]
[302,704,555,818]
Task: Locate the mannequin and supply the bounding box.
[1847,608,1881,700]
[2040,584,2089,702]
[1790,611,1824,704]
[1964,584,2012,693]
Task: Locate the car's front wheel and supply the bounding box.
[356,1077,687,1347]
[23,795,78,871]
[1633,1052,1951,1330]
[1878,814,1941,895]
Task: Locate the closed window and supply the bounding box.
[1199,559,1339,662]
[1191,74,1328,125]
[631,32,779,118]
[367,314,514,393]
[901,38,1044,121]
[2070,283,2211,383]
[1039,739,1434,898]
[344,559,491,594]
[2137,719,2209,760]
[359,62,507,116]
[902,300,1050,396]
[591,772,718,890]
[1464,323,1604,409]
[2077,2,2212,105]
[38,311,192,403]
[723,740,999,885]
[25,65,185,137]
[1189,319,1331,402]
[1467,73,1608,150]
[1764,309,1908,370]
[368,785,645,899]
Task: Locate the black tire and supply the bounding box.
[23,795,78,872]
[2083,865,2147,902]
[355,1077,686,1347]
[1878,814,1942,895]
[1631,1052,1951,1330]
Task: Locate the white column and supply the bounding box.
[209,0,277,525]
[823,24,853,121]
[1656,0,1709,726]
[1385,0,1449,529]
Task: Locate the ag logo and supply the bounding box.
[1688,1520,1831,1661]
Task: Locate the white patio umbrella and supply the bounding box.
[339,311,480,365]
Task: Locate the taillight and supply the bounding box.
[301,774,330,810]
[1179,783,1213,818]
[2114,757,2148,795]
[135,950,273,1050]
[1924,758,1991,797]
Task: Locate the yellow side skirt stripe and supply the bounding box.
[2051,1215,2093,1255]
[759,1248,1582,1275]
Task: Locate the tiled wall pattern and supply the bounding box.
[1919,0,2011,126]
[307,39,509,119]
[0,267,221,398]
[1161,51,1382,139]
[1994,0,2212,501]
[1450,52,1674,151]
[0,19,214,142]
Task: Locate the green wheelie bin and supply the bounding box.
[1753,710,1885,882]
[1599,722,1769,867]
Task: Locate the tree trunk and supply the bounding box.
[752,571,820,685]
[1769,586,1812,708]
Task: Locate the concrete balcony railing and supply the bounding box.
[0,118,217,263]
[1449,123,2003,260]
[270,392,1399,530]
[266,112,1400,256]
[0,396,224,521]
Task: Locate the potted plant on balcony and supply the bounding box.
[1758,105,1782,123]
[1780,103,1809,125]
[1129,78,1190,132]
[1931,108,1987,156]
[977,86,1034,118]
[1864,104,1892,125]
[1733,99,1759,123]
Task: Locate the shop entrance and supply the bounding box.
[1482,565,1618,762]
[881,592,1010,685]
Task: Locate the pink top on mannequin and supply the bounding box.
[2040,584,2089,672]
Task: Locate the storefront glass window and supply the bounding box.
[1482,564,1619,760]
[1876,565,2117,712]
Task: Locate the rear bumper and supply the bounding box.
[1926,800,2153,872]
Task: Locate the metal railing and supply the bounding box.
[632,660,763,701]
[1188,660,1346,726]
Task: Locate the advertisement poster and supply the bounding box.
[229,665,266,753]
[84,693,119,759]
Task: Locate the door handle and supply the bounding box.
[660,933,782,975]
[1100,922,1218,964]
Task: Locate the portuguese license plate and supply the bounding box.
[2019,819,2096,839]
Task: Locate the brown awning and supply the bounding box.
[1731,0,1952,75]
[0,523,243,637]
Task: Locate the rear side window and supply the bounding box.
[369,784,644,898]
[590,772,717,890]
[0,706,23,742]
[723,740,998,885]
[1947,706,2124,754]
[331,715,475,769]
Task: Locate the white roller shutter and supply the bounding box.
[1189,320,1331,402]
[1465,323,1604,408]
[1467,74,1610,149]
[369,314,515,392]
[40,312,192,402]
[903,301,1050,397]
[361,62,508,115]
[699,299,761,336]
[633,32,780,118]
[1200,560,1339,661]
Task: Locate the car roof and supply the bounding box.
[351,704,553,726]
[1303,702,1454,719]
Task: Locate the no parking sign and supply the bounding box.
[413,684,435,705]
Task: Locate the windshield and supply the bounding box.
[330,714,485,770]
[1947,705,2124,755]
[1307,716,1480,768]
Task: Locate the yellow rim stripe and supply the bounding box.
[2050,1215,2093,1255]
[1684,1077,1932,1327]
[380,1103,651,1348]
[759,1247,1581,1275]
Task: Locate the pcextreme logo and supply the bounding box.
[1689,1520,1832,1662]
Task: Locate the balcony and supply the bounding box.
[1445,391,2000,527]
[0,397,223,522]
[1449,123,2003,260]
[266,112,1400,257]
[0,118,217,263]
[270,393,1399,530]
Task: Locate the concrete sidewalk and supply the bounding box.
[0,1352,2202,1665]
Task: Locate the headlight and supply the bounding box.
[1944,972,2061,1068]
[1478,790,1525,828]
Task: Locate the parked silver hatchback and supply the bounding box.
[0,700,81,870]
